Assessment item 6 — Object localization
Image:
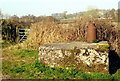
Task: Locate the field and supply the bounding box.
[1,41,120,80]
[1,2,120,80]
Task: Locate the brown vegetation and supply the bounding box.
[27,17,120,56]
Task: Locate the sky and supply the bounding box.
[0,0,119,17]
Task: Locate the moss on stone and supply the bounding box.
[67,46,81,57]
[59,47,81,68]
[96,44,109,51]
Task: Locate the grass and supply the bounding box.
[0,40,16,48]
[1,42,120,80]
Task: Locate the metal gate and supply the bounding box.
[18,28,30,42]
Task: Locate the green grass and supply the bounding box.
[0,41,16,48]
[2,42,120,79]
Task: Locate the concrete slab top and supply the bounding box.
[40,41,109,50]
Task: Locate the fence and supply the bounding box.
[18,28,30,42]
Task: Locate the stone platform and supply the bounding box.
[39,41,109,73]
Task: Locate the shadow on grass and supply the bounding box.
[109,50,120,74]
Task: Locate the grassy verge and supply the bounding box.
[2,42,120,79]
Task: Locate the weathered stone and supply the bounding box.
[38,41,109,73]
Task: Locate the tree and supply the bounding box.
[110,9,117,21]
[81,9,102,18]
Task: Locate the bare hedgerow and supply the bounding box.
[27,17,120,56]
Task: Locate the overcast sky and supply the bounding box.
[0,0,119,17]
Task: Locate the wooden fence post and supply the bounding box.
[15,26,19,43]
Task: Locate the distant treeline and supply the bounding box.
[0,8,119,21]
[52,9,119,22]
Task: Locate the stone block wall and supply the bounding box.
[38,41,109,73]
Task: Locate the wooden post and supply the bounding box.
[15,26,19,43]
